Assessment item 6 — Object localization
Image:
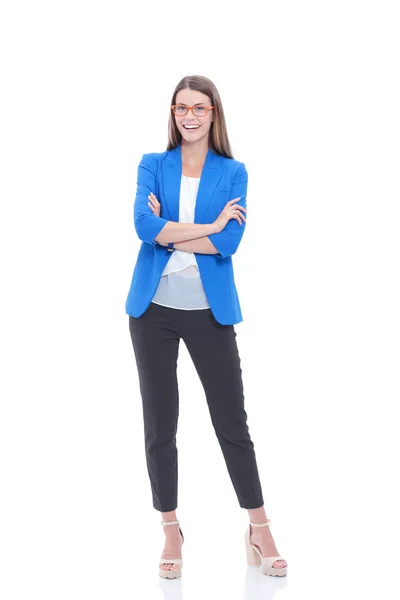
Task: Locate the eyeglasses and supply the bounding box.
[171,104,214,117]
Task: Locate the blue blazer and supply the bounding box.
[125,144,248,325]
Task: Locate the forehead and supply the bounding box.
[176,88,211,105]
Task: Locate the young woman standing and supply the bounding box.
[125,75,287,579]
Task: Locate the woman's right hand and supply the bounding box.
[212,198,247,233]
[148,192,161,217]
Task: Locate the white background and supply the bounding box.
[1,1,399,599]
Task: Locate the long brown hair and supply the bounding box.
[167,75,234,159]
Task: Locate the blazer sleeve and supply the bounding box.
[133,153,169,245]
[207,161,248,259]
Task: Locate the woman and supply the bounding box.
[125,75,287,579]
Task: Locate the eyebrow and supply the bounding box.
[176,102,207,106]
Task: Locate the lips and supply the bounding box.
[183,125,200,130]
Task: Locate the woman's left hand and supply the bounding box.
[148,192,161,216]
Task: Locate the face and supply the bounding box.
[173,88,214,144]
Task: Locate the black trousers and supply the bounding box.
[128,301,264,512]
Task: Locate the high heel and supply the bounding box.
[244,518,287,577]
[159,519,184,579]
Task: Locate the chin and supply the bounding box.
[180,131,208,142]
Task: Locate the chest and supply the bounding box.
[181,162,203,178]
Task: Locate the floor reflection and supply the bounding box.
[243,566,287,599]
[157,565,287,600]
[158,574,183,600]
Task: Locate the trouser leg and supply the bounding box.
[128,303,181,512]
[182,310,264,509]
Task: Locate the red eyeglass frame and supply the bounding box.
[171,104,215,116]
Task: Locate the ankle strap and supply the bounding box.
[161,519,180,526]
[250,518,271,527]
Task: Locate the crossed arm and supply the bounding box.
[134,154,248,259]
[153,214,219,254]
[173,236,219,254]
[157,237,219,254]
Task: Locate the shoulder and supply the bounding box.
[139,150,169,164]
[216,152,246,170]
[222,156,248,179]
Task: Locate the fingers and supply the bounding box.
[148,192,160,211]
[226,197,240,208]
[148,192,159,204]
[226,198,247,213]
[231,203,246,226]
[232,205,247,213]
[232,204,246,226]
[228,197,246,207]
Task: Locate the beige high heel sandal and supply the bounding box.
[159,519,184,579]
[244,518,287,577]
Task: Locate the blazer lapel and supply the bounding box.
[162,144,223,223]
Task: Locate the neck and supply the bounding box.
[180,138,209,165]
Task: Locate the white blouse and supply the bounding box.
[151,175,210,310]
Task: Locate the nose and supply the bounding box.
[182,108,198,123]
[184,107,195,118]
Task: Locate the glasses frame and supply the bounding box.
[171,104,215,117]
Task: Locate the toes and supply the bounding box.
[273,560,287,568]
[161,563,179,571]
